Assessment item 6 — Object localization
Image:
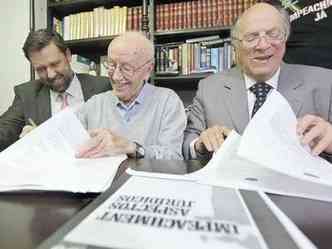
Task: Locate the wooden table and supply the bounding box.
[0,159,331,249]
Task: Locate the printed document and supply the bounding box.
[0,109,126,193]
[127,90,332,202]
[54,176,269,249]
[238,90,332,186]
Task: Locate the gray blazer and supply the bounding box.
[0,74,111,151]
[183,63,332,160]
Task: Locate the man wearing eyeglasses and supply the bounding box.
[183,2,332,162]
[75,31,186,159]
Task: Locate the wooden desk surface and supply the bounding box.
[0,159,331,249]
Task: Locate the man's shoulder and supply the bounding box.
[76,73,110,87]
[283,63,332,75]
[14,79,44,95]
[148,84,181,100]
[197,67,241,92]
[76,73,109,82]
[87,90,113,102]
[201,67,240,83]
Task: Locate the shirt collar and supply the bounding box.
[50,73,82,99]
[116,82,151,108]
[244,68,280,90]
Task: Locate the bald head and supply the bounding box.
[232,3,290,46]
[108,32,154,63]
[230,2,289,82]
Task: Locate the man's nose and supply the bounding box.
[110,66,124,81]
[255,35,271,49]
[46,67,56,79]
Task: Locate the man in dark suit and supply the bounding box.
[0,29,111,151]
[183,3,332,162]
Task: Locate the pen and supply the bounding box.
[28,118,37,128]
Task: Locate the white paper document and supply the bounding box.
[0,109,126,193]
[128,90,332,202]
[238,90,332,186]
[55,176,269,249]
[197,131,332,202]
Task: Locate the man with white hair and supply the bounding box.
[76,32,186,160]
[183,3,332,162]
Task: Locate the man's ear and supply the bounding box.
[143,62,154,81]
[65,48,72,63]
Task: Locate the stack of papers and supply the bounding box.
[128,90,332,202]
[0,110,126,193]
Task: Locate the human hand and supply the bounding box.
[297,114,332,155]
[19,125,36,138]
[75,129,136,158]
[195,125,231,154]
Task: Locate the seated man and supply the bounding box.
[183,3,332,162]
[0,29,111,151]
[76,32,186,160]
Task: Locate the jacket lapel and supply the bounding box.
[77,74,95,101]
[223,67,250,133]
[278,63,303,116]
[35,84,51,124]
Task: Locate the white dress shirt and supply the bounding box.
[190,68,281,158]
[50,74,84,115]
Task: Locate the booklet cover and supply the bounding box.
[53,176,269,249]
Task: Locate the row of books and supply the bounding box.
[155,0,260,31]
[53,6,142,40]
[155,36,234,76]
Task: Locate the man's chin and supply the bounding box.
[50,83,66,93]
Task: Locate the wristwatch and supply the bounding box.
[129,142,145,159]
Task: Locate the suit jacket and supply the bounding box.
[0,74,111,151]
[183,63,332,160]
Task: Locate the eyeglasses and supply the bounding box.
[234,28,285,49]
[103,59,153,79]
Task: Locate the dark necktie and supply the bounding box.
[249,82,272,117]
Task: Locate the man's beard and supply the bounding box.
[46,72,72,92]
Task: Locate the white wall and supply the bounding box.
[0,0,30,113]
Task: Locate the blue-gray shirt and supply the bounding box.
[76,83,186,159]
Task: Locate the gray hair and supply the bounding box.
[231,4,291,48]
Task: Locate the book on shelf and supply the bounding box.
[155,37,234,76]
[155,0,259,32]
[53,5,139,41]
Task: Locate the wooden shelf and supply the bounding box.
[64,36,115,54]
[48,0,141,16]
[154,26,232,37]
[154,73,212,81]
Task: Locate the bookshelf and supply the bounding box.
[47,0,258,105]
[47,0,148,62]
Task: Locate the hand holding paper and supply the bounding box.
[297,114,332,155]
[76,128,135,158]
[195,125,231,153]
